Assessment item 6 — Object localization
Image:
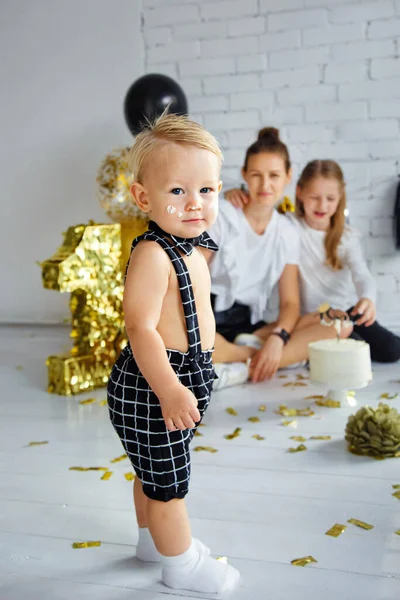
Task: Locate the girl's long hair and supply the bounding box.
[296,160,346,270]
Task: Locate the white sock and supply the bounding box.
[162,540,240,595]
[136,529,210,563]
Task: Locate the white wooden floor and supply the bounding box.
[1,325,400,600]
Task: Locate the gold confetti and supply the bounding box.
[194,446,218,453]
[101,471,113,480]
[347,518,374,530]
[309,435,332,441]
[198,423,206,427]
[395,530,400,536]
[216,556,228,563]
[282,419,297,427]
[225,427,241,440]
[393,491,400,500]
[288,444,307,453]
[28,441,49,447]
[16,365,24,370]
[72,541,101,549]
[226,407,238,416]
[316,398,341,408]
[248,416,260,423]
[69,466,108,471]
[99,400,107,406]
[392,484,400,489]
[252,434,265,441]
[283,381,308,388]
[258,404,267,412]
[305,395,324,400]
[124,472,136,481]
[296,374,309,381]
[194,430,203,437]
[110,454,128,463]
[380,393,398,400]
[276,405,314,417]
[278,374,288,379]
[291,556,317,567]
[79,398,96,405]
[290,436,307,442]
[325,524,347,538]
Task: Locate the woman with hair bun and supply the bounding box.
[206,128,352,390]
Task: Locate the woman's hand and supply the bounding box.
[351,298,376,327]
[224,187,249,209]
[249,335,284,382]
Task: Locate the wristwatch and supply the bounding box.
[271,327,291,345]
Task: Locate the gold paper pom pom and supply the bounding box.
[345,403,400,459]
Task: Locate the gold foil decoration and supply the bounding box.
[291,556,317,567]
[96,148,148,225]
[316,399,341,408]
[277,196,295,214]
[325,524,347,538]
[216,556,228,563]
[288,444,307,453]
[347,519,374,530]
[252,434,265,441]
[283,381,308,388]
[194,430,203,437]
[310,435,332,441]
[225,427,241,440]
[258,404,267,412]
[395,530,400,536]
[72,541,101,549]
[393,490,400,500]
[226,407,238,416]
[28,441,49,446]
[380,393,398,400]
[124,472,136,481]
[392,484,400,489]
[194,446,218,453]
[110,454,128,463]
[290,436,307,442]
[248,416,260,423]
[16,365,24,370]
[282,420,297,427]
[40,223,128,396]
[99,400,107,406]
[277,374,288,379]
[296,374,309,381]
[79,398,96,405]
[101,471,113,480]
[305,395,324,400]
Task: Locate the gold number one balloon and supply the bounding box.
[40,223,127,396]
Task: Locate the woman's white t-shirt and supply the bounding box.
[208,200,300,324]
[288,216,377,314]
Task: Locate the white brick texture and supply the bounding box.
[141,0,400,326]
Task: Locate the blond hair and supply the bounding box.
[128,111,223,183]
[296,160,346,270]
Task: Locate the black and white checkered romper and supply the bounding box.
[107,221,218,502]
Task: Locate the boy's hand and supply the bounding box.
[249,335,284,382]
[351,298,376,327]
[224,188,249,209]
[160,384,200,431]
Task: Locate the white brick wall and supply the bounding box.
[141,0,400,327]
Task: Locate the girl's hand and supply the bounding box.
[351,298,376,327]
[249,335,284,382]
[224,187,249,209]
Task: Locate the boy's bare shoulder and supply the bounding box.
[130,239,171,266]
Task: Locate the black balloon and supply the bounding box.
[124,74,188,136]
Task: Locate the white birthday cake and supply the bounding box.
[309,339,372,389]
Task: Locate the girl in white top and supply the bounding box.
[208,129,352,386]
[293,159,400,363]
[227,159,400,364]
